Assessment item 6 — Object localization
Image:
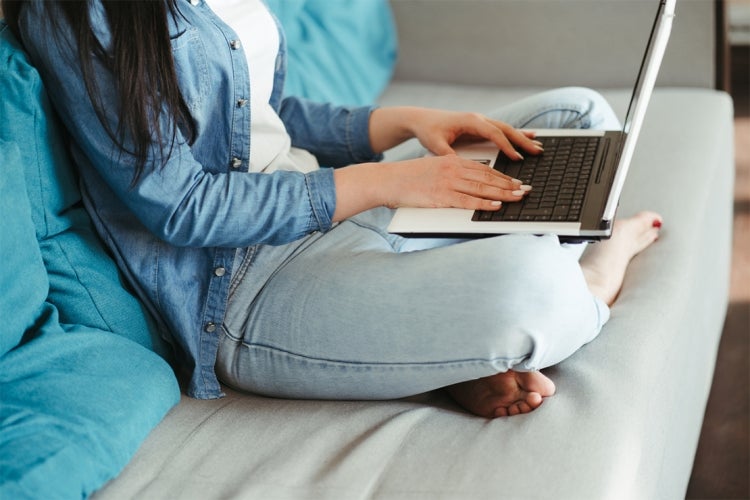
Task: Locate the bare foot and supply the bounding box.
[445,212,660,418]
[580,211,663,306]
[445,370,556,418]
[446,212,661,418]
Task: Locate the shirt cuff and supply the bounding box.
[347,105,384,164]
[305,167,336,232]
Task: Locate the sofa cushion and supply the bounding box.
[0,140,48,357]
[0,21,170,357]
[265,0,397,105]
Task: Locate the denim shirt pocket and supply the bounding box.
[170,27,210,114]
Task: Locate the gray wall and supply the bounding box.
[390,0,717,89]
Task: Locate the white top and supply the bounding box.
[206,0,318,174]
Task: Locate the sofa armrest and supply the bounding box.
[389,0,716,89]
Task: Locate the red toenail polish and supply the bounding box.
[652,220,662,229]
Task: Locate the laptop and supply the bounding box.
[387,0,675,242]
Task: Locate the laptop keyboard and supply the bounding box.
[472,136,600,222]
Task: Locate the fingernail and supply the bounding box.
[520,184,532,192]
[516,152,524,160]
[511,178,522,185]
[491,201,502,206]
[512,190,525,196]
[652,220,662,228]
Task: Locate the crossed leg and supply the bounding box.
[446,211,662,418]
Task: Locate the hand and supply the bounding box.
[368,107,544,160]
[381,155,530,210]
[410,108,544,160]
[331,155,531,222]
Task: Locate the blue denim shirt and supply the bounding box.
[18,0,380,398]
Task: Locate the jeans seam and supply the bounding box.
[238,341,528,369]
[228,246,256,300]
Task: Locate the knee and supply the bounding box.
[495,86,620,131]
[479,237,606,369]
[559,86,620,130]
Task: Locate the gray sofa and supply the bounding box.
[94,1,734,499]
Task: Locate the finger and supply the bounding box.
[484,117,537,141]
[483,119,543,154]
[438,113,523,160]
[429,141,456,156]
[459,158,521,184]
[441,164,530,202]
[467,119,523,161]
[453,178,528,203]
[458,160,527,191]
[444,191,508,211]
[493,121,545,156]
[458,159,534,195]
[434,170,524,208]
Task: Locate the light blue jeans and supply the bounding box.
[216,87,621,400]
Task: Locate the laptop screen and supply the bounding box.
[602,0,675,222]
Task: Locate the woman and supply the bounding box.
[5,0,661,418]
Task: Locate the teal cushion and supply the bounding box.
[0,140,48,356]
[0,312,180,500]
[0,21,170,358]
[0,103,179,500]
[0,20,179,500]
[265,0,397,106]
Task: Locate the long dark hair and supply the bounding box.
[2,0,196,185]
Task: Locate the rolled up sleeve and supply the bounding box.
[305,167,336,234]
[279,96,383,167]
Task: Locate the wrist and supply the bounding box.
[369,107,420,153]
[332,163,392,221]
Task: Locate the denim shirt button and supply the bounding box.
[190,0,200,6]
[230,157,242,169]
[230,40,242,50]
[204,322,217,333]
[237,98,248,107]
[214,267,226,277]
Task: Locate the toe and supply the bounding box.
[526,392,543,409]
[517,401,533,414]
[494,406,509,418]
[516,371,556,398]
